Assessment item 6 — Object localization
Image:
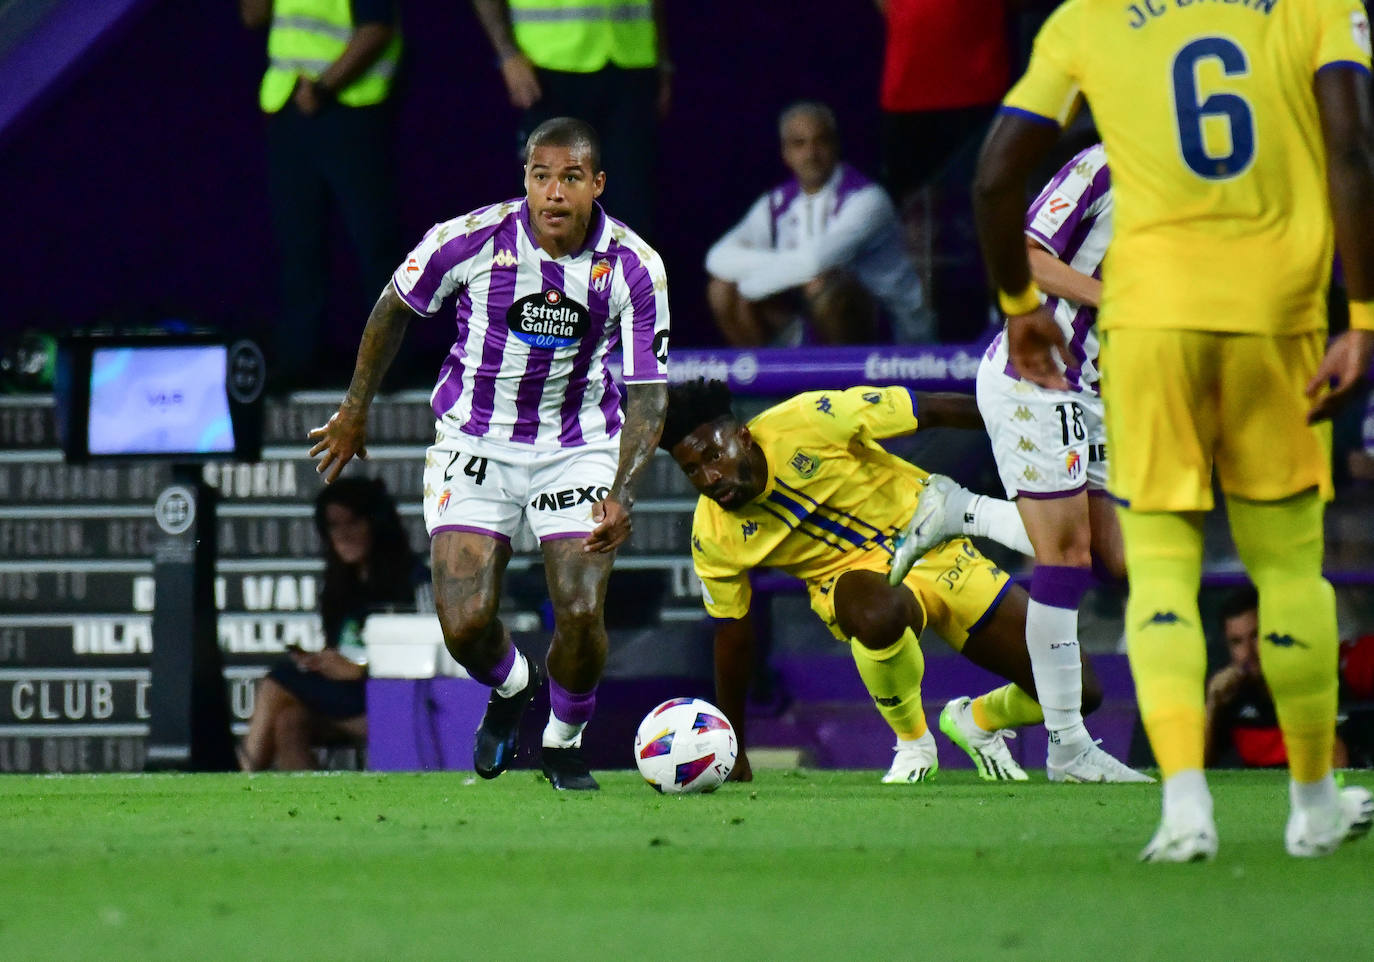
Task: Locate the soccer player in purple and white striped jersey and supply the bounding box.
[310,117,669,790]
[970,144,1145,782]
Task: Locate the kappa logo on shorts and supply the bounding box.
[1021,466,1042,482]
[530,485,609,511]
[1016,437,1038,453]
[1013,405,1035,422]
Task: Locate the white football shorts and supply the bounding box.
[422,426,620,543]
[975,351,1107,500]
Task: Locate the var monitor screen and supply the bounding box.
[56,335,264,462]
[88,344,235,456]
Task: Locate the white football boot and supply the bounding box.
[881,728,939,783]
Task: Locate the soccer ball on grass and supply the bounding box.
[633,698,737,794]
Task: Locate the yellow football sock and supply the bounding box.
[1118,507,1207,778]
[972,684,1043,731]
[1227,492,1338,784]
[850,628,928,740]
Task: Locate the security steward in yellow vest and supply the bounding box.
[471,0,669,239]
[240,0,404,389]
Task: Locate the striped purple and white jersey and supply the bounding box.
[989,143,1112,395]
[393,199,669,449]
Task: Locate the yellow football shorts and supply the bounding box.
[1100,328,1332,512]
[806,537,1012,648]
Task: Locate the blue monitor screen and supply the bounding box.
[87,345,235,456]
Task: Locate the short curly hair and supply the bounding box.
[658,378,736,451]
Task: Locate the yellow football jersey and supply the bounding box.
[1006,0,1372,335]
[689,386,928,621]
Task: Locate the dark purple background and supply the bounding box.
[0,0,885,357]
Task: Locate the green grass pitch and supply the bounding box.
[0,769,1368,961]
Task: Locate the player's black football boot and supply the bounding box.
[541,746,600,791]
[473,659,542,779]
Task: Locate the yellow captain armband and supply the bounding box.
[1348,299,1374,332]
[997,281,1043,316]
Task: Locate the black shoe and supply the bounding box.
[473,659,542,779]
[541,746,600,791]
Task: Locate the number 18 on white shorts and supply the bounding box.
[976,358,1108,500]
[422,427,620,544]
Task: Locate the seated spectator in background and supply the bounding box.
[239,478,422,771]
[705,102,935,347]
[1205,584,1348,769]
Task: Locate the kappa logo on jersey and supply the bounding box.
[741,521,759,541]
[530,484,609,511]
[789,451,819,478]
[590,258,614,293]
[862,391,882,404]
[507,290,591,348]
[815,396,834,416]
[691,535,703,553]
[1065,451,1082,480]
[492,249,519,268]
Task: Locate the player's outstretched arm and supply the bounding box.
[1027,239,1102,307]
[586,382,667,553]
[1312,66,1374,423]
[713,614,756,782]
[308,284,412,483]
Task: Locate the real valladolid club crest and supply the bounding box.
[506,290,591,349]
[789,450,819,478]
[590,258,614,294]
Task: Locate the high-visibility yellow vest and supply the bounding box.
[509,0,656,73]
[259,0,401,112]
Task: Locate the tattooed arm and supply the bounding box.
[584,382,667,553]
[308,284,413,483]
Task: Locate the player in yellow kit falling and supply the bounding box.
[971,0,1374,859]
[661,379,1147,784]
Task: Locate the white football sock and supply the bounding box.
[963,495,1034,556]
[543,715,586,749]
[1290,774,1338,813]
[1025,598,1087,741]
[1163,769,1213,822]
[495,650,529,699]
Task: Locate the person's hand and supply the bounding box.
[1306,328,1374,423]
[1205,664,1246,708]
[1007,305,1070,391]
[500,52,542,109]
[308,407,369,483]
[728,748,753,782]
[291,75,323,116]
[584,496,631,553]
